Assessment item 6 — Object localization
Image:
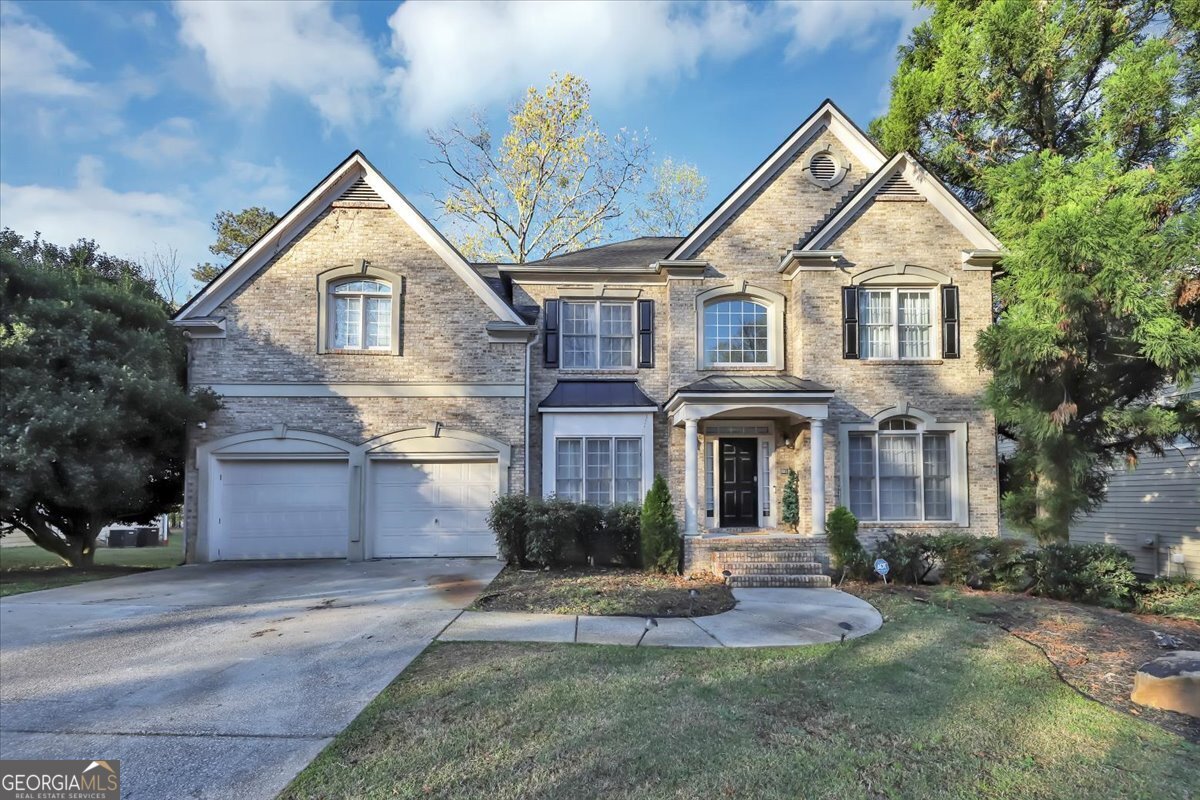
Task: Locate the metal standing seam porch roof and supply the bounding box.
[538,379,659,410]
[670,375,833,399]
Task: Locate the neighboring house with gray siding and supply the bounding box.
[172,100,1003,582]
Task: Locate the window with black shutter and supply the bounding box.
[637,299,654,368]
[842,286,859,359]
[543,299,559,366]
[941,285,960,359]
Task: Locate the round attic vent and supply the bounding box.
[803,146,848,189]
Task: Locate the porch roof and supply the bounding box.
[538,379,658,412]
[671,375,832,397]
[665,375,833,425]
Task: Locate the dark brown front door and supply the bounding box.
[719,438,758,527]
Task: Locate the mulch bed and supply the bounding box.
[851,584,1200,742]
[471,566,736,617]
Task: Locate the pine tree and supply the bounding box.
[780,468,799,531]
[640,474,680,574]
[875,0,1200,542]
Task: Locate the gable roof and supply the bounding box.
[174,151,524,324]
[666,99,887,262]
[800,152,1002,252]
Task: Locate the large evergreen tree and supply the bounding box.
[875,0,1200,542]
[0,248,218,566]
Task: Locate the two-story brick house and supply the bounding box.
[173,101,1002,580]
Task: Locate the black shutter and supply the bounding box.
[941,285,960,359]
[543,299,559,367]
[637,299,654,368]
[842,286,859,359]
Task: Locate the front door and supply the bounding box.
[719,438,758,527]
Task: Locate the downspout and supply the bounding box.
[525,335,537,495]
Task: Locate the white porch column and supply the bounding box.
[810,418,825,535]
[684,418,699,535]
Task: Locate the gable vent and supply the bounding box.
[876,172,923,201]
[809,152,838,182]
[337,176,385,205]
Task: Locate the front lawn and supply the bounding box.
[0,536,184,597]
[283,592,1200,800]
[470,566,735,617]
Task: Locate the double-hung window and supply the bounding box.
[848,418,953,522]
[560,301,634,369]
[555,437,643,505]
[859,288,933,359]
[330,279,391,351]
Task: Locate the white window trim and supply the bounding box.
[541,411,654,505]
[330,279,392,352]
[694,283,786,370]
[559,299,636,370]
[553,436,643,506]
[839,407,968,526]
[858,286,938,361]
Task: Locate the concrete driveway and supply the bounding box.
[0,558,501,799]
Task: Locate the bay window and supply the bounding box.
[555,436,642,505]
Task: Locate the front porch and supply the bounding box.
[664,376,836,586]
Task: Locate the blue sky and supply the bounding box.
[0,1,926,298]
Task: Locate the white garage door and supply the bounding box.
[370,460,498,557]
[215,459,349,560]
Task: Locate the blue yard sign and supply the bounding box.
[874,558,890,578]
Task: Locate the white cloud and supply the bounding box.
[0,3,94,98]
[174,0,382,129]
[775,0,928,59]
[386,0,762,129]
[119,117,207,166]
[0,156,211,269]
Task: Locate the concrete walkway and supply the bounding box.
[440,587,882,648]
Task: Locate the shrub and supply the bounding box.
[873,533,939,585]
[780,469,799,530]
[603,503,641,567]
[825,506,867,581]
[641,474,680,574]
[570,502,605,563]
[525,497,575,567]
[1028,543,1141,609]
[928,532,987,585]
[979,538,1032,591]
[1136,577,1200,621]
[488,494,531,567]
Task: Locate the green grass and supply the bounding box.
[283,593,1200,800]
[0,536,184,596]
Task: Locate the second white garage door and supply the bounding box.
[370,460,498,557]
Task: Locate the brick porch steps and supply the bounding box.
[727,574,833,589]
[715,561,825,576]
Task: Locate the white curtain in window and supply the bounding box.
[922,434,951,519]
[555,440,583,501]
[859,290,892,359]
[878,435,920,519]
[898,291,932,359]
[365,297,391,348]
[561,302,597,368]
[614,438,642,503]
[585,439,613,506]
[848,434,876,520]
[334,296,361,349]
[600,304,634,367]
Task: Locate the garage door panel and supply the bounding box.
[370,460,498,558]
[216,460,349,560]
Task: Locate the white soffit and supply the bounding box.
[667,100,887,261]
[175,152,522,324]
[803,153,1003,252]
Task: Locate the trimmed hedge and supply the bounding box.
[488,494,641,568]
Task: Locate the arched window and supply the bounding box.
[703,299,769,365]
[841,408,967,524]
[330,279,391,351]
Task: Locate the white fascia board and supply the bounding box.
[537,406,657,414]
[176,153,523,325]
[668,102,887,262]
[172,317,226,337]
[778,250,844,279]
[804,154,1003,252]
[664,390,834,414]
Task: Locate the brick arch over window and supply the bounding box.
[316,260,405,355]
[694,283,786,370]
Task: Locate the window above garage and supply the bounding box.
[316,260,404,356]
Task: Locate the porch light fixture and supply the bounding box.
[433,421,443,438]
[782,433,791,447]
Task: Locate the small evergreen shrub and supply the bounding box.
[1028,543,1141,609]
[525,497,574,567]
[825,506,867,581]
[780,469,799,530]
[641,474,680,574]
[603,502,642,566]
[929,532,987,585]
[979,538,1032,591]
[570,502,605,562]
[487,494,530,567]
[873,533,940,585]
[1136,577,1200,621]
